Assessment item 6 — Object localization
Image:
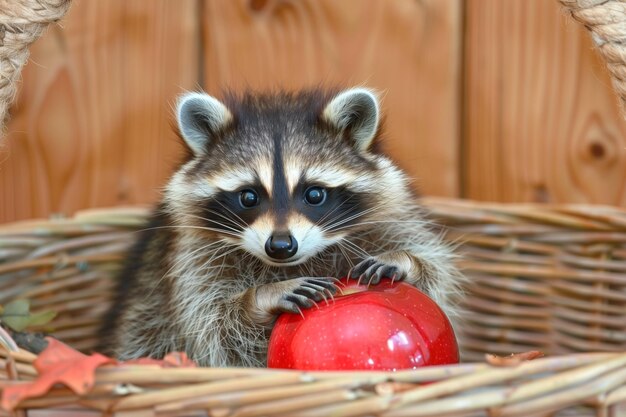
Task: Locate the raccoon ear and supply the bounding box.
[176,92,232,156]
[323,88,380,152]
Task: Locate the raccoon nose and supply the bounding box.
[265,234,298,260]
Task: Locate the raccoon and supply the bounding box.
[101,87,465,367]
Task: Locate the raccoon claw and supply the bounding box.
[350,258,407,286]
[276,298,306,317]
[349,258,377,279]
[365,264,399,286]
[279,277,339,313]
[282,293,319,310]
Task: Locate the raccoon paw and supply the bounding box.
[349,253,411,285]
[256,277,340,317]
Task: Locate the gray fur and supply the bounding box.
[104,88,465,367]
[177,92,232,156]
[323,88,380,151]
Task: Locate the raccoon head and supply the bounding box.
[166,87,408,267]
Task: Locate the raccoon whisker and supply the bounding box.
[318,203,362,231]
[339,236,366,254]
[216,244,246,275]
[187,211,246,233]
[336,242,355,268]
[133,225,243,239]
[341,235,371,256]
[340,239,370,260]
[212,199,266,244]
[194,244,242,278]
[321,203,388,232]
[171,244,235,283]
[257,263,272,283]
[345,234,381,255]
[143,244,230,305]
[189,214,245,234]
[147,240,225,292]
[193,224,244,238]
[331,220,427,233]
[300,253,325,278]
[317,199,362,231]
[213,199,249,225]
[315,195,356,228]
[238,251,258,272]
[211,200,253,233]
[204,207,248,228]
[205,210,251,233]
[298,261,314,279]
[204,219,243,235]
[335,244,361,267]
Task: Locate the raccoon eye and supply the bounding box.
[239,190,259,208]
[304,186,326,206]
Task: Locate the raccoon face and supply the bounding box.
[168,87,403,267]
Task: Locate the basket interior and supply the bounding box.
[0,199,625,361]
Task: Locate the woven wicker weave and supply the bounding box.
[0,200,625,416]
[2,200,626,361]
[1,0,626,416]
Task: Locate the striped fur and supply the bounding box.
[100,88,466,367]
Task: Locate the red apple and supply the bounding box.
[267,278,459,371]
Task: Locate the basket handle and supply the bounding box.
[560,0,626,117]
[0,0,72,136]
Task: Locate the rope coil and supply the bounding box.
[0,0,71,133]
[560,0,626,115]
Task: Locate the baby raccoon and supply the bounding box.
[101,87,464,367]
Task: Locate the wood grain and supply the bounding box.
[201,0,462,198]
[0,0,199,223]
[4,0,625,225]
[464,0,626,204]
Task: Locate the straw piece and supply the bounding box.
[156,377,369,414]
[94,367,287,385]
[502,355,626,403]
[230,389,360,417]
[111,373,308,411]
[495,366,626,417]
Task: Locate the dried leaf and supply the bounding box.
[1,338,197,411]
[3,300,29,316]
[162,351,196,367]
[27,310,57,327]
[485,350,545,366]
[1,300,32,331]
[1,338,113,411]
[123,351,196,368]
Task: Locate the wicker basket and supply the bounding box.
[2,0,626,416]
[0,199,625,416]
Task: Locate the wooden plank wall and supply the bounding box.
[464,1,626,204]
[0,1,199,222]
[1,0,625,224]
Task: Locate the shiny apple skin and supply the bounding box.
[267,278,459,371]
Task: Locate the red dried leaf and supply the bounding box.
[162,352,196,368]
[122,352,196,368]
[121,357,168,366]
[485,350,545,366]
[2,338,114,411]
[1,338,197,411]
